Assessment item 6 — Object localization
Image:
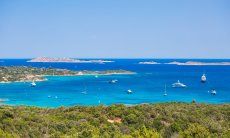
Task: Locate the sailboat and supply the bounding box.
[164,84,167,96]
[201,74,207,83]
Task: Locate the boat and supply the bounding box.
[109,79,118,84]
[127,89,133,94]
[201,74,207,83]
[172,80,186,88]
[81,91,87,94]
[95,75,98,78]
[30,81,36,87]
[164,84,167,96]
[210,89,217,95]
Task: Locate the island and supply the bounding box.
[138,61,160,65]
[166,61,230,66]
[0,103,229,137]
[27,57,114,64]
[0,66,134,83]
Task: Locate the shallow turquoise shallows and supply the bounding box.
[0,59,230,107]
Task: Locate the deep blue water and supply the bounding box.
[0,59,230,107]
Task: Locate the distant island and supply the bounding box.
[138,61,160,65]
[0,66,134,83]
[27,57,114,64]
[138,61,230,66]
[166,61,230,66]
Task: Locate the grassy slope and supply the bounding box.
[0,103,229,138]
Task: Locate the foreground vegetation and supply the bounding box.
[0,103,229,138]
[0,66,133,83]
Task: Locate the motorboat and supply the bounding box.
[127,89,133,94]
[81,91,87,94]
[109,79,118,84]
[30,81,36,87]
[210,89,217,95]
[172,80,186,88]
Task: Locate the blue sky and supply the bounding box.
[0,0,230,58]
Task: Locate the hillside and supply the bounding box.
[0,103,229,138]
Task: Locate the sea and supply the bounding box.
[0,59,230,107]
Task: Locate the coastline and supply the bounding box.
[2,98,228,108]
[0,72,135,84]
[0,66,135,83]
[2,101,228,108]
[0,78,47,84]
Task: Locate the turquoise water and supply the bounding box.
[0,59,230,107]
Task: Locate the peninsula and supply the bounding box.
[0,66,134,83]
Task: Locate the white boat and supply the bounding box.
[172,80,186,88]
[210,89,217,95]
[109,79,118,84]
[30,81,36,87]
[81,91,87,94]
[127,89,133,94]
[201,74,207,83]
[164,84,167,96]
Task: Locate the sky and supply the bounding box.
[0,0,230,59]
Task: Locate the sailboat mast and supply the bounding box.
[164,84,167,96]
[165,84,166,93]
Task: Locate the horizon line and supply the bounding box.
[1,57,230,60]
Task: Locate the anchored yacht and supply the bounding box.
[30,81,36,87]
[210,89,217,95]
[127,89,133,94]
[201,74,207,83]
[109,79,118,84]
[172,80,186,88]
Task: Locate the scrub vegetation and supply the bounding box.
[0,102,229,138]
